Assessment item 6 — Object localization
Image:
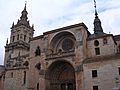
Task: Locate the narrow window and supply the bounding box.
[95,48,100,55]
[20,34,23,39]
[29,37,31,42]
[37,83,39,90]
[93,86,98,90]
[24,35,26,41]
[118,67,120,75]
[11,72,13,78]
[17,34,19,40]
[23,71,26,84]
[92,70,97,78]
[12,36,15,42]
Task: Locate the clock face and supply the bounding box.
[62,38,74,51]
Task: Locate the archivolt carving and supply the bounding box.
[49,31,76,54]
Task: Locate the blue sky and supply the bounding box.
[0,0,120,64]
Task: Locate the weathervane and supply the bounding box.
[93,0,98,18]
[94,0,96,8]
[25,0,27,6]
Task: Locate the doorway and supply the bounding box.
[45,61,76,90]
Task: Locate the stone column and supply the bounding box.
[39,69,46,90]
[75,65,84,90]
[39,76,46,90]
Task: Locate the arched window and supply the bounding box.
[23,61,29,66]
[35,63,41,70]
[35,46,41,56]
[95,48,100,55]
[17,34,19,40]
[24,35,26,41]
[23,71,26,84]
[12,36,15,42]
[62,38,74,51]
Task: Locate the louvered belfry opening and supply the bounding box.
[45,61,76,90]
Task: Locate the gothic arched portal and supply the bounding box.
[45,61,76,90]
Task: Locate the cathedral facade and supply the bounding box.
[0,3,120,90]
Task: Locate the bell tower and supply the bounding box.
[4,3,34,68]
[10,3,34,43]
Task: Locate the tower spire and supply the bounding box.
[94,0,98,18]
[20,2,28,21]
[24,0,27,11]
[6,38,8,45]
[93,0,104,35]
[12,2,30,28]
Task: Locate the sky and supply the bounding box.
[0,0,120,65]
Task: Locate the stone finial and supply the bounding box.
[32,24,34,29]
[6,38,8,45]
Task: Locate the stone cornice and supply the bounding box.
[31,35,44,41]
[6,66,29,70]
[45,50,75,60]
[83,54,120,64]
[8,54,29,60]
[43,23,89,35]
[5,40,30,51]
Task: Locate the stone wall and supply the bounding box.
[0,65,5,90]
[87,36,117,58]
[83,57,120,90]
[4,68,28,90]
